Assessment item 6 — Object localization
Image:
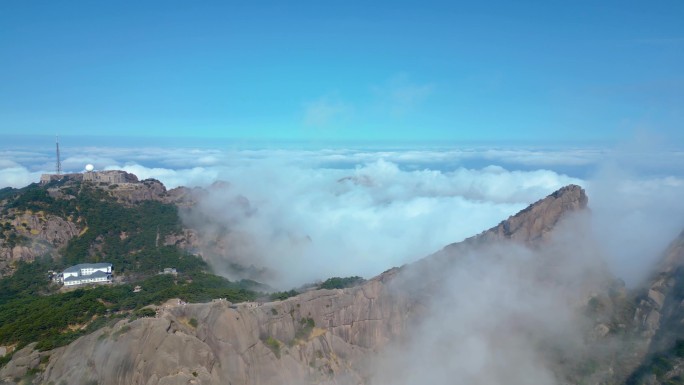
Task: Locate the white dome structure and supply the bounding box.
[85,164,95,172]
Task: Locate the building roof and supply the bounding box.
[63,263,112,274]
[64,270,110,283]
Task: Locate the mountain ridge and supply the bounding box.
[3,183,599,385]
[1,180,682,385]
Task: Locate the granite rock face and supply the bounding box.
[3,182,683,385]
[629,232,684,381]
[23,185,592,385]
[467,184,588,246]
[0,211,80,277]
[41,278,412,385]
[0,343,51,381]
[106,178,168,204]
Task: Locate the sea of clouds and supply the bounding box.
[1,143,683,289]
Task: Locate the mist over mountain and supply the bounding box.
[3,144,683,289]
[2,0,683,382]
[2,177,683,385]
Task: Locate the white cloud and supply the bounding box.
[586,164,684,286]
[372,217,608,385]
[2,141,683,384]
[184,157,582,288]
[108,164,220,189]
[2,143,682,291]
[54,147,226,172]
[478,148,605,166]
[0,165,43,188]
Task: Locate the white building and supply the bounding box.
[63,263,113,286]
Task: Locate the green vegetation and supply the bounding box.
[133,308,156,318]
[318,276,364,290]
[0,222,28,249]
[0,186,19,202]
[269,289,299,301]
[623,267,684,385]
[0,352,12,368]
[625,340,684,385]
[586,296,603,315]
[0,257,56,305]
[112,325,131,339]
[0,181,268,366]
[295,317,315,340]
[0,187,258,354]
[5,183,191,275]
[666,376,684,385]
[576,358,599,378]
[189,318,198,328]
[0,271,257,352]
[263,336,281,358]
[7,184,77,218]
[59,186,183,273]
[674,340,684,357]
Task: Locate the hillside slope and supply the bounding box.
[10,184,603,385]
[0,175,262,373]
[2,183,682,385]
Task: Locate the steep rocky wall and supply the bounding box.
[106,179,168,204]
[465,184,588,246]
[38,274,414,385]
[2,183,681,385]
[0,210,79,276]
[618,231,684,384]
[13,185,591,385]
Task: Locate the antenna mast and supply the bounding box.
[55,136,62,176]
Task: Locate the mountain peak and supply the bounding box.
[466,184,588,246]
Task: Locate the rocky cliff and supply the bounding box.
[39,278,412,385]
[0,175,198,279]
[3,184,682,385]
[0,210,80,277]
[620,231,684,385]
[0,184,598,385]
[465,184,588,246]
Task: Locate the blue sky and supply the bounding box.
[1,1,683,144]
[1,1,683,287]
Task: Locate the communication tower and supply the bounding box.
[55,136,62,176]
